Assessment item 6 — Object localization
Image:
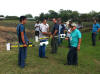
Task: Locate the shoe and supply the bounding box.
[42,56,48,58]
[64,64,68,65]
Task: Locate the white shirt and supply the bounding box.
[67,28,71,37]
[39,23,49,38]
[35,24,40,31]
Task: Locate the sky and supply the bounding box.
[0,0,100,17]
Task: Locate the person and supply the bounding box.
[65,23,82,65]
[58,19,62,46]
[16,16,29,68]
[34,20,40,42]
[39,19,51,58]
[67,20,72,48]
[92,19,100,46]
[59,21,66,44]
[51,18,59,54]
[76,21,83,30]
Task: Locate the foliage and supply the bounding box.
[34,10,100,22]
[5,16,19,20]
[25,14,33,18]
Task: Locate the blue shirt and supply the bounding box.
[51,23,59,35]
[59,24,62,34]
[17,24,29,44]
[70,29,82,47]
[60,24,65,34]
[92,23,100,33]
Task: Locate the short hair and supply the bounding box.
[93,19,97,21]
[36,20,39,24]
[52,18,57,22]
[41,18,46,22]
[19,16,26,22]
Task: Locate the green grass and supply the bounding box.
[0,32,100,74]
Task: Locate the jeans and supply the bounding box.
[68,38,70,48]
[51,37,58,53]
[39,40,46,57]
[92,33,97,46]
[67,46,78,65]
[18,47,27,68]
[58,35,61,46]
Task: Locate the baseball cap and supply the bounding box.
[71,23,77,27]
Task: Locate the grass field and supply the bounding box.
[0,32,100,74]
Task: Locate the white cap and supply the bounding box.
[71,23,77,27]
[65,21,69,25]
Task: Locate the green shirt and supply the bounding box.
[70,29,82,47]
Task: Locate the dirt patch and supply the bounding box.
[94,59,100,65]
[0,26,34,50]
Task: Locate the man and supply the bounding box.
[65,23,82,65]
[51,18,59,54]
[39,19,51,58]
[34,20,40,42]
[17,16,29,68]
[92,19,100,46]
[58,19,62,46]
[77,21,82,30]
[59,21,66,44]
[67,20,72,48]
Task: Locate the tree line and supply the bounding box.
[1,9,100,22]
[34,9,100,22]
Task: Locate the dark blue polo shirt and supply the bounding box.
[51,23,59,35]
[17,24,29,44]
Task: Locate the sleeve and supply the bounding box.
[55,24,59,30]
[34,24,36,27]
[77,30,82,38]
[47,24,49,30]
[39,24,43,32]
[98,24,100,28]
[20,25,24,32]
[47,24,49,28]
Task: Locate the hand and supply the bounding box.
[68,32,70,33]
[23,44,27,47]
[48,32,51,36]
[50,35,54,38]
[94,32,96,34]
[77,45,80,51]
[65,38,68,40]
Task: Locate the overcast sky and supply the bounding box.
[0,0,100,17]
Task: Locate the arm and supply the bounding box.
[42,32,50,35]
[42,25,51,36]
[97,28,100,32]
[53,30,58,36]
[21,32,27,47]
[77,38,81,51]
[97,24,100,32]
[21,32,25,44]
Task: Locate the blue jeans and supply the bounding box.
[58,36,61,46]
[18,47,27,68]
[92,33,97,46]
[67,46,78,65]
[39,40,46,57]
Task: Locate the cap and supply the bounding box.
[71,23,77,27]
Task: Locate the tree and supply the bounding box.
[5,16,19,20]
[39,13,45,21]
[48,10,59,19]
[25,14,33,18]
[59,9,73,22]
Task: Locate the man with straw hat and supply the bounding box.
[65,23,82,65]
